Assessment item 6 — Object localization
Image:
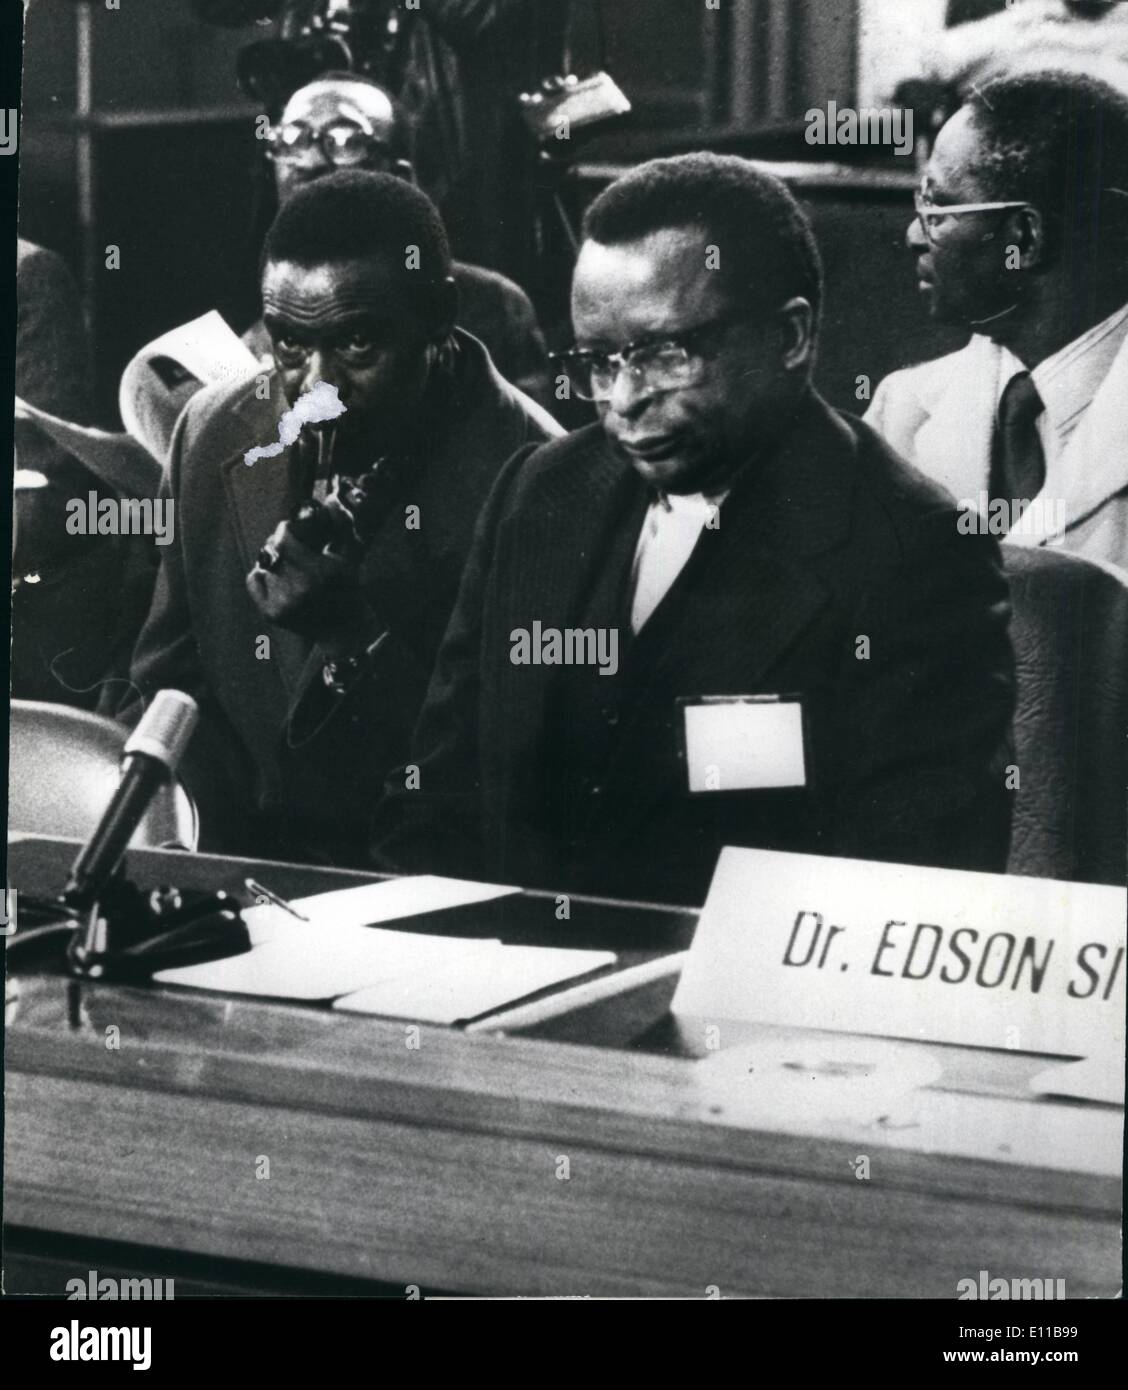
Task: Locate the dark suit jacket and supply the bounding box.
[129,330,561,865]
[242,260,552,407]
[374,391,1016,905]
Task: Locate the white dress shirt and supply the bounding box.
[995,301,1128,473]
[630,490,727,634]
[864,298,1128,569]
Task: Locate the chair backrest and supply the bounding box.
[8,699,198,850]
[1004,546,1128,886]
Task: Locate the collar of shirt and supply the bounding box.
[629,489,730,635]
[651,487,730,516]
[994,300,1128,453]
[635,488,730,549]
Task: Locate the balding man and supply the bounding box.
[245,71,553,405]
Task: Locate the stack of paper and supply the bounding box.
[154,876,616,1025]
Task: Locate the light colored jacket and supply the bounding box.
[865,333,1128,570]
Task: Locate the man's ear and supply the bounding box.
[777,296,815,372]
[1005,204,1049,271]
[431,275,459,341]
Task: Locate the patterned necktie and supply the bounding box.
[989,371,1047,525]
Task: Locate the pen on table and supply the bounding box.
[244,877,310,922]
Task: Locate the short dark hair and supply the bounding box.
[581,151,824,327]
[262,169,452,303]
[966,70,1128,271]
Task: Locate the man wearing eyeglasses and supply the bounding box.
[248,70,553,406]
[372,152,1015,907]
[866,70,1128,568]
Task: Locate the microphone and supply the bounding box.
[63,691,199,912]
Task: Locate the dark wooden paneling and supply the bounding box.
[803,190,967,411]
[601,0,709,128]
[88,119,266,416]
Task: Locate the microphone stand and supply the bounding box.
[65,872,248,983]
[10,690,251,983]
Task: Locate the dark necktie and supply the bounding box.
[989,371,1047,525]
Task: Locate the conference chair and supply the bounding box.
[8,699,198,850]
[1003,546,1128,886]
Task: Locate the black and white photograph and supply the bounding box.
[2,0,1125,1337]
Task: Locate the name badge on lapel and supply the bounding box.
[678,695,808,793]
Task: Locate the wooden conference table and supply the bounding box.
[4,836,1121,1298]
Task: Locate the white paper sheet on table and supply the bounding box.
[333,945,618,1023]
[153,874,614,1018]
[243,875,521,942]
[1028,1056,1124,1106]
[154,923,500,1001]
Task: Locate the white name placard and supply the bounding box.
[672,848,1127,1063]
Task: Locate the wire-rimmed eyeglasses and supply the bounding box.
[265,120,392,169]
[550,314,744,402]
[913,186,1033,245]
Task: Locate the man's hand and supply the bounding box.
[245,512,371,647]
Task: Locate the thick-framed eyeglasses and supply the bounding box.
[550,314,745,402]
[265,120,392,169]
[913,187,1033,245]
